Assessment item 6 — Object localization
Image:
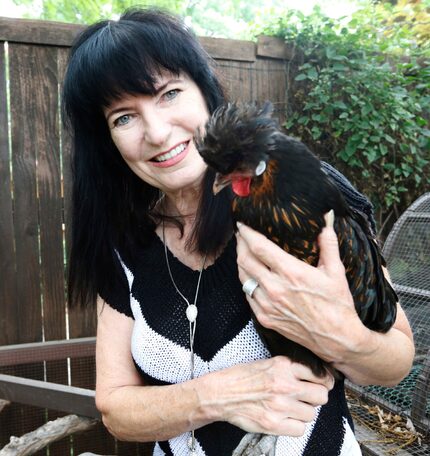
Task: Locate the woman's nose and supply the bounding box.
[142,113,172,146]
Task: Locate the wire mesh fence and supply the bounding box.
[347,193,430,455]
[0,356,154,455]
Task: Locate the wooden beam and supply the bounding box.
[199,37,256,62]
[0,374,100,419]
[0,17,257,62]
[257,36,294,60]
[0,17,84,46]
[0,337,96,367]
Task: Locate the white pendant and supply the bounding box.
[186,304,198,323]
[187,436,194,449]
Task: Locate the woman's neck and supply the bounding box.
[161,186,200,222]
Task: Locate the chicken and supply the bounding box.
[196,102,398,377]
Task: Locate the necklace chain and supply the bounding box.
[162,221,207,455]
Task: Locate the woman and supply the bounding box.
[62,8,414,456]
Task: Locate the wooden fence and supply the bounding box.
[0,16,289,455]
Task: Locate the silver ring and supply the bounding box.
[242,278,259,298]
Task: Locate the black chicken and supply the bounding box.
[196,102,398,378]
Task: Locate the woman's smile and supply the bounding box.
[150,141,190,167]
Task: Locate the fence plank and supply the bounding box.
[0,43,18,346]
[255,58,287,123]
[0,40,19,451]
[37,46,67,343]
[3,42,46,452]
[32,45,71,455]
[9,43,44,342]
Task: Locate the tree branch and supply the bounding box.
[0,414,98,456]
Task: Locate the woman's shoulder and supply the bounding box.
[97,232,159,319]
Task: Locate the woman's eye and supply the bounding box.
[113,114,131,127]
[164,89,179,101]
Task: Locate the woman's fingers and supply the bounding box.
[317,212,345,277]
[291,361,335,391]
[216,356,332,436]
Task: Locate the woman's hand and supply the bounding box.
[208,356,333,436]
[236,217,365,365]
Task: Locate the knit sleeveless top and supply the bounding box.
[100,163,369,455]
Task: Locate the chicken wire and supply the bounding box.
[0,359,153,455]
[347,193,430,455]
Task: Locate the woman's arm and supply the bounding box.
[235,221,415,387]
[95,297,332,442]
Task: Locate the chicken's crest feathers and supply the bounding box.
[196,101,278,175]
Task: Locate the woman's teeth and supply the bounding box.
[153,143,187,162]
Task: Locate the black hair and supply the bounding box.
[62,7,231,307]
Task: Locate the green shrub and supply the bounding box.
[258,4,430,236]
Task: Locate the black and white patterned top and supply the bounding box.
[100,164,368,455]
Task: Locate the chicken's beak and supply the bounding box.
[213,173,232,195]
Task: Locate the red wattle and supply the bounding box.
[232,177,251,197]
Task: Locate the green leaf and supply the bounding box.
[307,67,318,80]
[333,63,347,71]
[333,101,348,110]
[295,73,308,81]
[379,143,388,155]
[325,47,336,59]
[385,134,396,144]
[361,104,373,116]
[311,126,322,139]
[365,148,379,163]
[298,116,309,125]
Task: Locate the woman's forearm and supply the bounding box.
[96,375,217,442]
[315,303,415,386]
[332,325,415,386]
[96,356,332,442]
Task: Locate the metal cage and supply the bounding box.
[348,193,430,455]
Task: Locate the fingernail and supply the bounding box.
[324,210,334,228]
[237,221,243,230]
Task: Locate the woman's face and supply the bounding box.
[104,72,210,194]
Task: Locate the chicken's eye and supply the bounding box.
[255,160,267,176]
